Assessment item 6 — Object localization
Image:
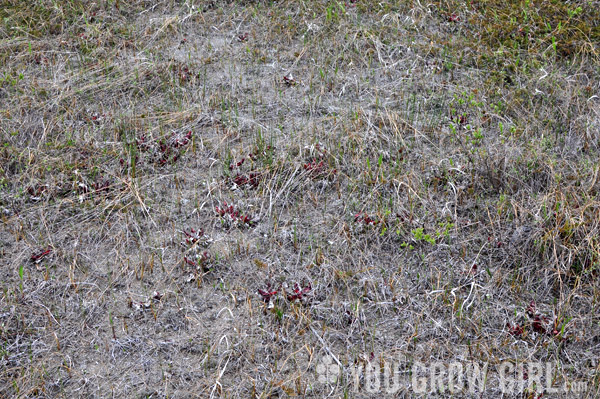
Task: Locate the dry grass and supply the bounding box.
[1,0,599,398]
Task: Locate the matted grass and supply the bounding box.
[1,0,599,397]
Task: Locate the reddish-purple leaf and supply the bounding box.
[258,288,278,303]
[31,248,52,263]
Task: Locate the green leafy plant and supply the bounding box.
[411,227,435,245]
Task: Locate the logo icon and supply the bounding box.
[316,355,340,384]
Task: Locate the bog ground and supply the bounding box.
[1,1,599,398]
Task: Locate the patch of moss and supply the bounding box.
[431,0,600,64]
